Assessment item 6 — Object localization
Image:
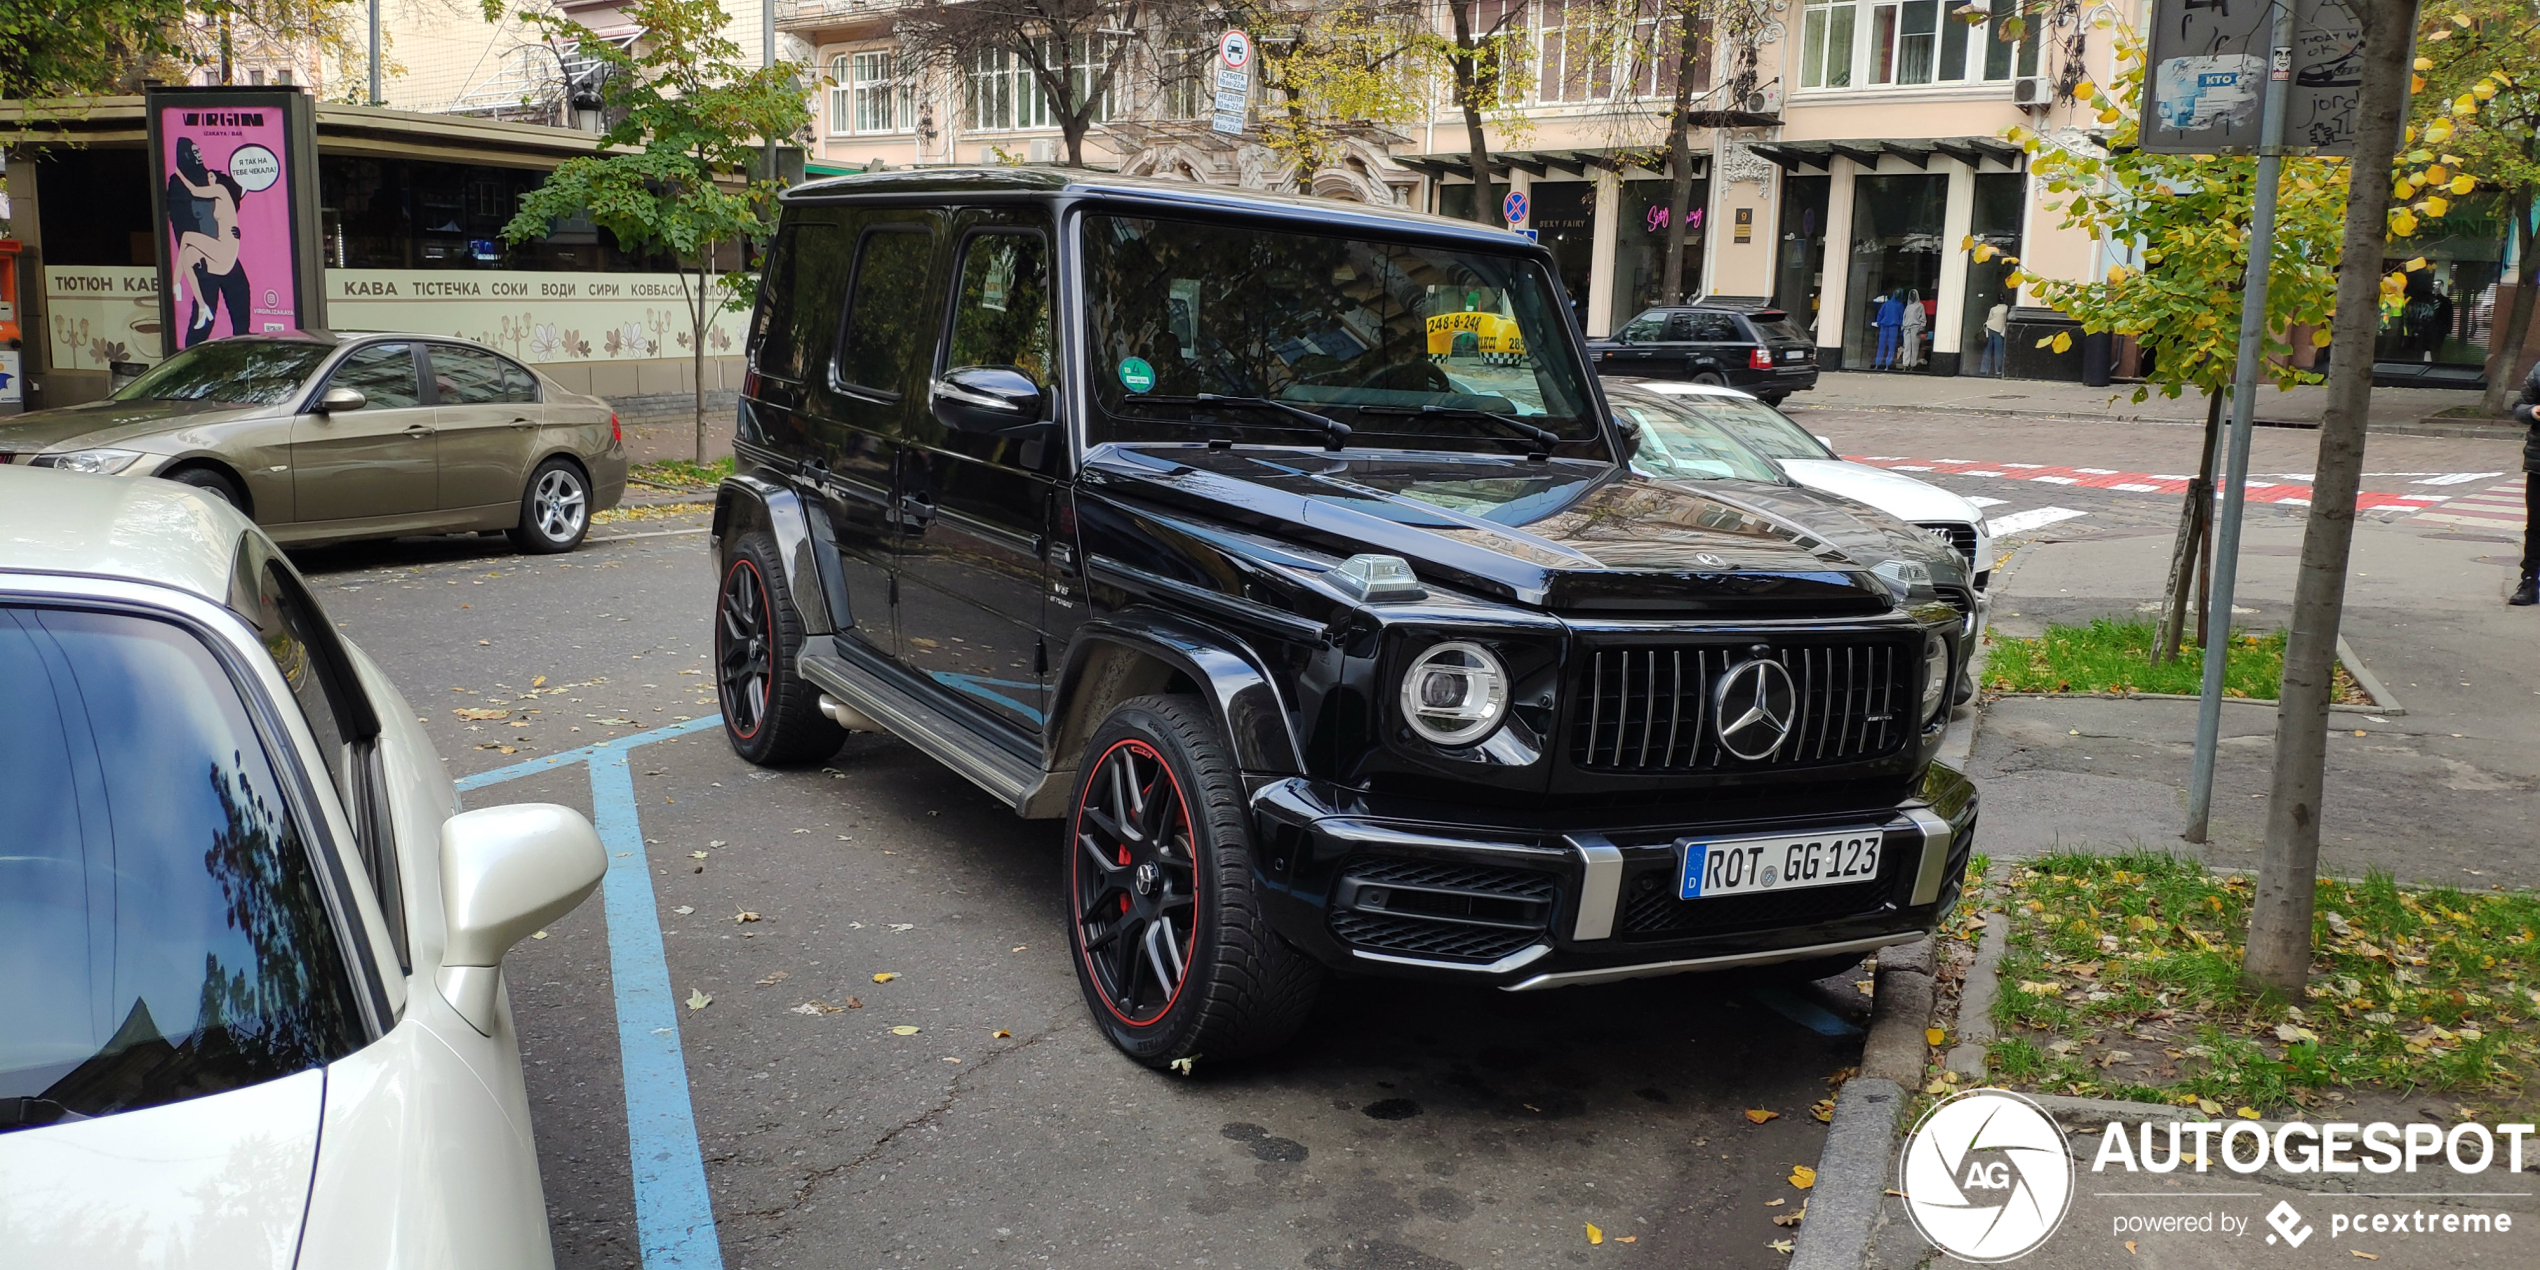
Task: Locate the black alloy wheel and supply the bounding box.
[1064,695,1322,1066]
[716,530,845,765]
[1072,736,1200,1026]
[1688,368,1728,386]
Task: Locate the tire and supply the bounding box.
[1688,369,1728,387]
[508,456,590,554]
[166,466,244,509]
[1065,695,1322,1068]
[1759,392,1790,407]
[715,531,847,766]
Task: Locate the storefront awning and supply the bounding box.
[1748,137,2026,172]
[803,161,864,178]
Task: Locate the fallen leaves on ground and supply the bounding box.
[671,905,694,915]
[454,707,511,720]
[1745,1108,1779,1124]
[889,1025,920,1036]
[1772,1205,1806,1228]
[791,1001,842,1015]
[1787,1165,1816,1190]
[2125,1240,2137,1254]
[685,989,711,1010]
[872,972,898,983]
[992,1029,1012,1038]
[1809,1098,1837,1123]
[756,970,788,986]
[1768,1238,1794,1254]
[1926,1027,1947,1046]
[735,910,762,923]
[1585,1224,1603,1245]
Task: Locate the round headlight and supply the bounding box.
[1922,634,1952,721]
[1400,641,1509,747]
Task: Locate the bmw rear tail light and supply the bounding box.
[1748,348,1774,370]
[610,413,622,444]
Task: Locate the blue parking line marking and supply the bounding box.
[454,715,724,793]
[460,714,727,1270]
[1745,984,1864,1038]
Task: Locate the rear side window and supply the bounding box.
[1686,312,1742,342]
[835,228,934,394]
[329,343,421,409]
[943,231,1051,381]
[750,221,851,385]
[427,345,537,405]
[1616,312,1665,342]
[0,607,367,1133]
[1751,317,1810,344]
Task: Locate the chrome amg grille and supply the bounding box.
[1571,640,1915,772]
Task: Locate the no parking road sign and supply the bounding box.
[1502,189,1528,227]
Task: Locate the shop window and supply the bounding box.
[1774,175,1832,342]
[1842,173,1947,371]
[1961,172,2025,375]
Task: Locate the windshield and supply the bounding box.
[1652,391,1837,461]
[1613,394,1788,483]
[112,339,333,406]
[1,606,366,1133]
[1082,215,1603,454]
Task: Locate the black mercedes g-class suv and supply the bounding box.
[711,169,1978,1068]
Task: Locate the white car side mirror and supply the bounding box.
[1815,434,1835,447]
[435,803,606,1035]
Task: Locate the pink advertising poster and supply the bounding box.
[159,103,297,347]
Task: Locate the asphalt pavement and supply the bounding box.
[294,512,1871,1270]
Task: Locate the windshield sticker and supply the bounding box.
[1117,356,1156,393]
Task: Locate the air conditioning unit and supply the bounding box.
[2012,76,2054,108]
[1748,84,1783,114]
[1027,138,1059,163]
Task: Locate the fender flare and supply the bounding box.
[712,474,846,635]
[1050,609,1306,780]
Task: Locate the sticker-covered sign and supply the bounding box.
[2139,0,2371,156]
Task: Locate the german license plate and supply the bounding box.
[1678,830,1884,899]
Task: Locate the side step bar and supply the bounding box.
[798,649,1046,814]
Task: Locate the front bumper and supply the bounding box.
[1250,763,1977,990]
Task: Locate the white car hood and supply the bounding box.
[1778,459,1987,527]
[0,1068,323,1268]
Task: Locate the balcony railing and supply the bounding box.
[775,0,905,31]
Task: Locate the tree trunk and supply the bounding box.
[2480,206,2537,416]
[1449,2,1499,227]
[2155,390,2225,664]
[1660,13,1705,304]
[2241,0,2417,998]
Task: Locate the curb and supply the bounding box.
[1789,1077,1908,1270]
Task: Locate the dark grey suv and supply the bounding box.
[711,169,1977,1068]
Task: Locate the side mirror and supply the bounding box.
[1614,415,1646,460]
[930,366,1045,435]
[1815,434,1836,448]
[435,803,605,1035]
[318,385,367,413]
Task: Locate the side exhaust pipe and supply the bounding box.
[817,694,880,733]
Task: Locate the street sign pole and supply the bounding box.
[2185,0,2302,843]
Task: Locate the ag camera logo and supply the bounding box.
[1901,1089,2075,1262]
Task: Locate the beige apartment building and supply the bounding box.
[362,0,2202,385]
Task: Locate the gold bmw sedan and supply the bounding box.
[0,332,628,553]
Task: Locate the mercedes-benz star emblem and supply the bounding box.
[1133,861,1162,896]
[1713,656,1797,760]
[1695,552,1727,567]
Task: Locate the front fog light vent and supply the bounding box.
[1402,640,1509,747]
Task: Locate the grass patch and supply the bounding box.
[631,456,734,490]
[1982,618,2368,703]
[1966,853,2540,1117]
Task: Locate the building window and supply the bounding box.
[1159,22,1208,119]
[1801,0,1855,88]
[966,41,1111,132]
[1804,0,2033,89]
[1534,0,1612,104]
[830,51,906,135]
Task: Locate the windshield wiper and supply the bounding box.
[1127,393,1352,451]
[1351,403,1563,458]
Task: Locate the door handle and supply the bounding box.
[403,424,437,437]
[510,418,535,430]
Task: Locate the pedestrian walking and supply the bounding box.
[1982,301,2009,376]
[1898,289,1927,369]
[1874,290,1904,369]
[2514,356,2540,605]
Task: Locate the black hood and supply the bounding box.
[1083,445,1908,616]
